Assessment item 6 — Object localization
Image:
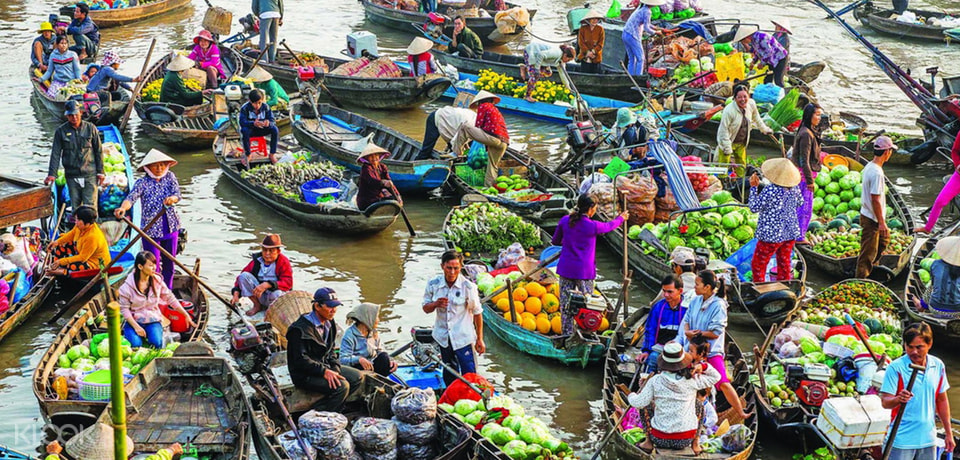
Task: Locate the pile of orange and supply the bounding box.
[493,281,562,335]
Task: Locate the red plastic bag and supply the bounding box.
[439,373,495,405]
[824,323,867,341]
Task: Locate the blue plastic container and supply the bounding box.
[301,177,342,204]
[389,365,445,391]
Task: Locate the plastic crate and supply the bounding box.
[301,177,341,204]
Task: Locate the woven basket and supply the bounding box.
[202,6,232,36]
[265,290,313,348]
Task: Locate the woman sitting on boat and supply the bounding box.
[39,36,82,99]
[114,149,182,289]
[119,251,196,348]
[46,206,110,275]
[407,37,440,77]
[748,158,803,283]
[912,236,960,314]
[519,42,575,103]
[159,55,211,107]
[339,302,398,376]
[31,22,56,72]
[357,143,402,211]
[247,66,289,109]
[230,234,293,316]
[186,30,225,89]
[628,341,719,454]
[87,50,139,105]
[576,10,605,74]
[791,103,822,245]
[551,195,627,335]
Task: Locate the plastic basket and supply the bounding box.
[301,177,342,204]
[78,370,134,401]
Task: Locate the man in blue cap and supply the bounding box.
[45,100,103,214]
[287,287,364,411]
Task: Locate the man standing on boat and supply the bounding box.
[855,136,894,280]
[422,250,485,387]
[59,3,100,61]
[418,105,476,160]
[637,275,688,372]
[450,16,483,59]
[252,0,283,64]
[44,100,103,214]
[880,322,954,459]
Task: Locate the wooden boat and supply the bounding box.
[233,45,453,109]
[88,350,251,459]
[58,0,191,28]
[854,1,957,42]
[291,102,451,193]
[444,148,576,229]
[443,72,635,124]
[360,0,537,46]
[33,267,210,429]
[214,131,401,234]
[434,50,640,101]
[440,205,610,367]
[603,307,757,459]
[246,352,476,460]
[795,155,917,279]
[29,70,128,126]
[903,222,960,342]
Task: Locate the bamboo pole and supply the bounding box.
[102,268,126,460]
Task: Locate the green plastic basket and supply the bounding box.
[78,369,133,401]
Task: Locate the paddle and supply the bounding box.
[479,252,561,304]
[261,365,315,460]
[387,191,416,237]
[242,47,269,79]
[46,209,165,324]
[880,363,926,460]
[589,365,649,460]
[119,38,157,131]
[610,195,632,323]
[844,313,884,366]
[38,202,68,275]
[279,39,344,108]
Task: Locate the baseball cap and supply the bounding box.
[671,246,695,266]
[64,100,80,116]
[313,287,341,307]
[873,135,897,151]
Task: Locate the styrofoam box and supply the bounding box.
[816,395,891,449]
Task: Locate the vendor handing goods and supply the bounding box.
[239,160,344,203]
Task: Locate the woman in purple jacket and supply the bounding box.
[551,195,628,335]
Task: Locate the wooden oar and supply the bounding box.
[589,365,648,460]
[386,191,415,237]
[119,38,156,131]
[39,203,68,274]
[46,209,165,324]
[844,313,883,366]
[880,363,926,460]
[241,47,269,79]
[479,252,561,304]
[279,39,344,108]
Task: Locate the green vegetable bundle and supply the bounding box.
[240,160,344,203]
[444,203,542,254]
[767,88,803,129]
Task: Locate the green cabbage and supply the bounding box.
[799,336,821,354]
[502,440,527,459]
[454,399,478,416]
[439,403,455,413]
[711,190,734,205]
[732,225,754,242]
[465,410,486,426]
[721,212,743,229]
[481,423,502,438]
[67,345,90,361]
[492,427,518,446]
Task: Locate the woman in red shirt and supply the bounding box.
[454,91,510,186]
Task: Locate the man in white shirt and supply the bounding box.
[422,250,485,386]
[856,135,895,279]
[418,106,477,160]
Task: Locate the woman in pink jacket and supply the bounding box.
[187,30,224,89]
[118,251,196,348]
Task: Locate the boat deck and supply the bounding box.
[127,376,240,450]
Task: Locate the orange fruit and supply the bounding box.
[546,283,559,297]
[536,316,552,334]
[524,297,542,315]
[513,301,525,314]
[550,315,563,334]
[536,312,549,321]
[599,317,610,332]
[512,287,528,301]
[504,311,520,323]
[521,311,535,322]
[525,282,546,298]
[496,298,511,312]
[521,316,537,331]
[542,293,560,313]
[492,290,508,304]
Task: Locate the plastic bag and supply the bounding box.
[279,430,317,459]
[391,387,437,424]
[360,450,397,460]
[317,432,356,460]
[579,172,611,195]
[299,410,349,448]
[398,443,437,460]
[394,418,438,445]
[351,417,397,454]
[715,52,745,83]
[606,0,621,18]
[778,341,801,359]
[439,373,494,405]
[752,83,784,105]
[773,326,817,352]
[721,424,752,453]
[495,242,526,269]
[587,182,616,216]
[466,141,488,170]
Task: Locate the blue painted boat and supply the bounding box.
[292,103,452,194]
[442,72,635,124]
[0,445,31,459]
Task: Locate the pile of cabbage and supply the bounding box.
[55,335,178,400]
[627,190,758,259]
[440,396,578,459]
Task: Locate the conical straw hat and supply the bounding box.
[935,236,960,266]
[772,18,793,34]
[247,65,274,83]
[167,54,196,72]
[65,423,134,459]
[358,142,391,161]
[406,37,434,55]
[760,158,801,188]
[732,25,759,43]
[580,10,604,22]
[470,90,501,106]
[137,148,178,172]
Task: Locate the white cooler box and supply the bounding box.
[816,395,891,449]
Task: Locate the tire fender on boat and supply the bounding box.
[363,200,402,217]
[748,289,797,319]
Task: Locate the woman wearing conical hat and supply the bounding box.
[115,149,183,288]
[748,158,803,283]
[356,143,401,211]
[159,53,212,106]
[248,65,289,108]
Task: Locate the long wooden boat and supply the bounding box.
[441,205,610,367]
[292,102,450,193]
[233,45,453,109]
[33,267,210,429]
[214,132,401,234]
[360,0,537,46]
[29,71,127,126]
[84,350,251,459]
[603,307,757,459]
[854,1,956,42]
[434,50,639,101]
[698,112,873,154]
[59,0,191,29]
[246,352,475,460]
[903,222,960,343]
[795,155,917,279]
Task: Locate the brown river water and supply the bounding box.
[2,0,960,457]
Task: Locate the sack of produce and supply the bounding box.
[394,418,438,445]
[398,443,437,460]
[654,187,678,222]
[299,410,349,448]
[279,430,317,459]
[360,450,397,460]
[391,387,437,425]
[587,182,616,216]
[351,417,397,454]
[317,432,356,460]
[721,424,752,453]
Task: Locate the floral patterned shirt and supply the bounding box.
[748,184,803,243]
[126,172,182,238]
[752,32,787,68]
[475,102,509,143]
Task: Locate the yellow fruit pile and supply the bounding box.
[139,78,203,102]
[494,281,565,335]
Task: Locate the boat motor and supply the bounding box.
[570,291,606,332]
[229,322,276,375]
[346,31,379,59]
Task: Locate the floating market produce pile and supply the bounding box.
[444,203,542,254]
[240,160,344,203]
[53,338,179,401]
[97,142,130,216]
[916,250,942,286]
[471,69,573,104]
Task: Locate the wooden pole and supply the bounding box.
[279,39,344,108]
[119,38,156,131]
[506,279,518,325]
[242,47,269,78]
[480,252,560,304]
[102,268,126,460]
